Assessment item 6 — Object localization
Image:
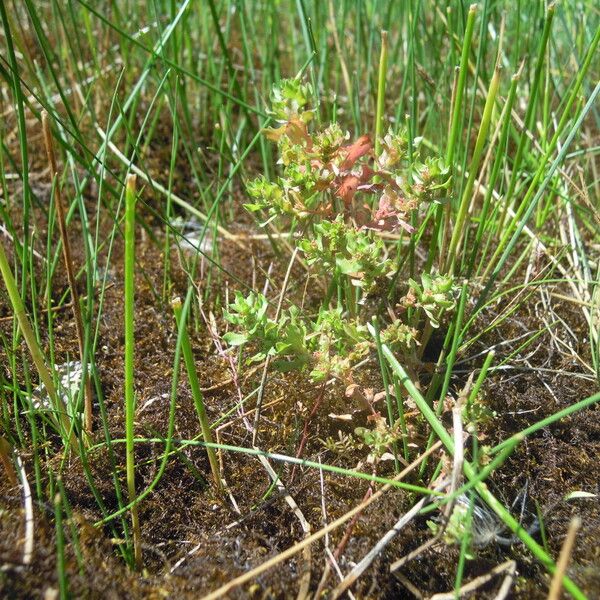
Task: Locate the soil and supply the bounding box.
[1,124,599,599]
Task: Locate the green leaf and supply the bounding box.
[243,203,264,212]
[223,332,248,346]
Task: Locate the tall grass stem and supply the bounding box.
[124,174,142,568]
[172,293,222,492]
[374,30,388,159]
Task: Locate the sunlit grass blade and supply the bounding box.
[124,174,142,568]
[172,292,222,492]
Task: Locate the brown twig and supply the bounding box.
[0,436,18,486]
[42,111,93,437]
[547,516,581,600]
[390,394,469,575]
[290,377,329,483]
[330,478,449,599]
[314,475,374,598]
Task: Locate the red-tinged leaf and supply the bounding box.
[335,165,378,206]
[374,194,395,220]
[336,174,361,205]
[341,135,372,169]
[362,194,415,233]
[364,214,415,233]
[366,411,383,423]
[356,165,376,184]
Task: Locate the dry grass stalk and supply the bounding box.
[547,516,582,600]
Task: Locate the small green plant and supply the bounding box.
[224,292,369,381]
[427,499,475,558]
[407,273,457,329]
[225,79,456,382]
[463,395,496,435]
[355,415,404,463]
[224,291,310,370]
[298,216,393,296]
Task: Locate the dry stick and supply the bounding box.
[42,112,93,437]
[314,477,374,598]
[201,442,443,600]
[390,386,470,575]
[547,516,582,600]
[390,523,441,573]
[330,478,449,599]
[494,564,518,600]
[256,454,312,600]
[429,560,517,600]
[395,572,425,599]
[447,402,466,517]
[0,223,46,263]
[16,455,34,566]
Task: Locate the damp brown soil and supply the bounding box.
[1,134,599,599]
